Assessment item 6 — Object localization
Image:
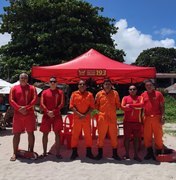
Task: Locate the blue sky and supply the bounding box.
[0,0,176,63]
[87,0,176,40]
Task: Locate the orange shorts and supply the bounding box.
[13,112,36,133]
[40,115,63,133]
[124,122,142,138]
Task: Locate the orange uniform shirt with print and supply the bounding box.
[70,90,95,118]
[95,90,120,122]
[141,90,164,116]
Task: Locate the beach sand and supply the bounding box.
[0,119,176,180]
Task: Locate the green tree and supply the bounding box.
[0,0,124,81]
[135,47,176,73]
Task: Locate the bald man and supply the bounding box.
[9,73,37,161]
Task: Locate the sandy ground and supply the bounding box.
[0,114,176,180]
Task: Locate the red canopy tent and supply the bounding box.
[32,49,156,84]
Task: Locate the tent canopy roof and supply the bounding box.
[32,49,156,84]
[0,79,12,88]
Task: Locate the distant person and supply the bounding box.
[0,94,4,124]
[121,85,143,162]
[40,77,64,159]
[141,80,165,160]
[4,106,14,127]
[95,79,121,160]
[9,73,37,161]
[0,94,4,104]
[0,94,5,117]
[69,80,95,160]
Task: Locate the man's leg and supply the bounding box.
[27,132,35,152]
[10,132,21,161]
[82,122,94,159]
[133,137,142,162]
[108,123,121,160]
[95,121,108,160]
[124,138,130,159]
[55,131,62,159]
[70,121,82,160]
[153,117,163,155]
[42,132,49,155]
[144,117,155,160]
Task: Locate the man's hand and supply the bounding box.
[77,112,85,119]
[47,111,55,118]
[161,116,165,125]
[19,106,27,115]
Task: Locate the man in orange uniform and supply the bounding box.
[40,77,64,159]
[95,79,121,160]
[121,85,143,162]
[9,73,37,161]
[69,80,95,160]
[141,80,165,160]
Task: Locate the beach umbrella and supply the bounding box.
[0,86,11,94]
[0,79,12,88]
[0,82,42,95]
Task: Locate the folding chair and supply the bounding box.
[91,114,98,139]
[60,114,74,149]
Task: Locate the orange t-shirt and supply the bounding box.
[141,90,164,116]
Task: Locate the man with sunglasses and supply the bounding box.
[9,73,37,161]
[95,79,121,160]
[69,80,95,160]
[142,80,165,160]
[40,77,64,159]
[121,85,143,162]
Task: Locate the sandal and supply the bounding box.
[10,154,17,161]
[123,155,130,160]
[39,153,48,159]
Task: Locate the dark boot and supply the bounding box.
[86,147,94,159]
[164,148,173,154]
[144,147,155,160]
[95,148,103,160]
[155,149,162,155]
[70,147,78,160]
[112,148,121,160]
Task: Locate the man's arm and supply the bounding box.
[53,90,65,116]
[25,86,38,110]
[9,87,21,111]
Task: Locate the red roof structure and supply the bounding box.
[32,49,156,84]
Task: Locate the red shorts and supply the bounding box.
[13,112,36,133]
[124,121,142,138]
[40,115,63,133]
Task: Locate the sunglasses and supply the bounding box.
[50,81,56,83]
[78,83,86,86]
[129,88,136,91]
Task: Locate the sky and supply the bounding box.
[0,0,176,64]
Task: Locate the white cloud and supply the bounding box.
[154,28,176,36]
[112,19,176,64]
[1,20,176,65]
[0,33,11,47]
